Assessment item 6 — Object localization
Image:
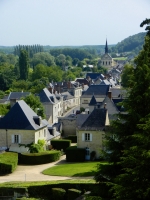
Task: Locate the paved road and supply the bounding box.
[64,105,80,117]
[0,155,92,183]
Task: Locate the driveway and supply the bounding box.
[0,155,92,183]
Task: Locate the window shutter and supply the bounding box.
[90,134,92,141]
[19,135,21,143]
[82,133,85,141]
[11,135,14,143]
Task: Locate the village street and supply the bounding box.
[0,155,92,183]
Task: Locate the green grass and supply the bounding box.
[113,57,127,60]
[42,161,107,177]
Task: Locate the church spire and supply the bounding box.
[105,39,108,53]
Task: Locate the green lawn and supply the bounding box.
[113,57,127,60]
[42,161,107,177]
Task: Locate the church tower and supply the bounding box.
[101,39,115,68]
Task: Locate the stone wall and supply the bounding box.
[58,117,77,136]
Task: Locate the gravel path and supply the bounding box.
[0,155,92,183]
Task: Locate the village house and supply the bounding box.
[80,85,110,109]
[0,100,60,153]
[37,88,62,124]
[76,104,110,159]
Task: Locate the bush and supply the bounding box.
[51,188,66,200]
[65,135,77,143]
[66,146,85,162]
[85,196,103,200]
[19,151,60,165]
[68,188,81,200]
[51,139,71,152]
[29,139,45,153]
[0,152,18,174]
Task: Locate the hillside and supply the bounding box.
[111,32,146,54]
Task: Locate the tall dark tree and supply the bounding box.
[95,19,150,200]
[140,18,150,36]
[19,50,29,80]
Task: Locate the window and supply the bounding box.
[14,135,19,143]
[82,133,92,142]
[85,133,90,141]
[12,135,21,143]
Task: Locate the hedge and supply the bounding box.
[51,188,66,200]
[0,182,112,199]
[51,139,71,152]
[0,152,18,174]
[66,146,85,162]
[19,150,60,165]
[67,188,81,200]
[65,135,77,143]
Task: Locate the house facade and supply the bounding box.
[76,106,110,159]
[0,100,48,152]
[80,85,110,109]
[38,88,63,124]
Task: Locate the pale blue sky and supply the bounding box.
[0,0,149,46]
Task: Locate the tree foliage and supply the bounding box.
[95,20,150,200]
[19,50,29,80]
[21,94,45,118]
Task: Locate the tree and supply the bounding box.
[22,94,45,118]
[95,20,150,200]
[19,50,29,80]
[121,64,134,87]
[140,18,150,36]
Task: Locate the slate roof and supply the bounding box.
[8,92,30,100]
[100,79,111,85]
[80,108,107,129]
[100,96,119,120]
[89,95,97,106]
[86,73,104,80]
[38,88,58,104]
[61,91,74,100]
[75,78,90,86]
[0,100,46,130]
[82,85,109,97]
[76,114,89,127]
[110,87,127,98]
[112,98,126,112]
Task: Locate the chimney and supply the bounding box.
[108,91,112,99]
[68,81,71,89]
[48,87,53,94]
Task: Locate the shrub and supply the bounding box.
[85,196,103,200]
[51,139,71,152]
[68,188,81,200]
[65,135,77,143]
[19,151,60,165]
[66,146,85,162]
[29,139,45,153]
[0,152,18,174]
[51,188,66,200]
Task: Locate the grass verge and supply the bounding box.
[42,161,107,177]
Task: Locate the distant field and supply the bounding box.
[113,57,127,60]
[42,161,107,177]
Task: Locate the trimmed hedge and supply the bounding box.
[51,139,71,152]
[68,188,81,200]
[0,182,112,199]
[19,151,60,165]
[52,188,66,200]
[66,146,85,162]
[65,135,77,143]
[0,152,18,174]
